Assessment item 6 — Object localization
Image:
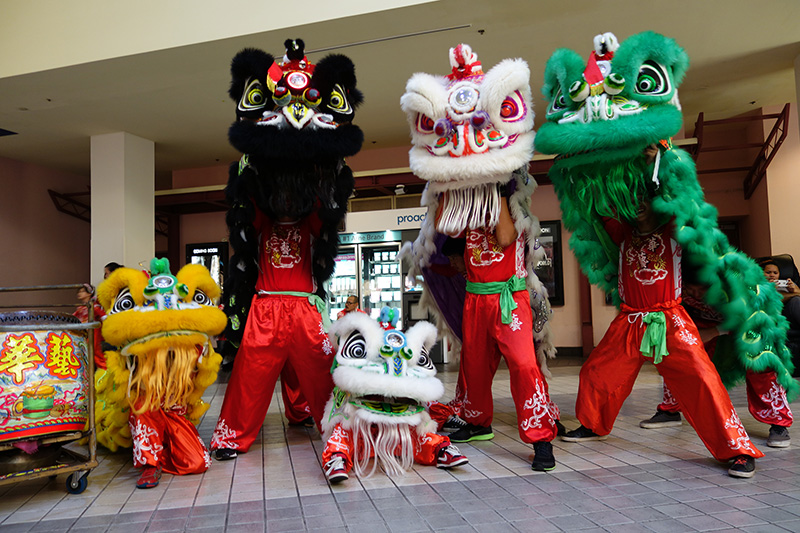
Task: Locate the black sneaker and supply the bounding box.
[728,455,756,478]
[767,425,791,448]
[449,424,494,443]
[531,441,556,472]
[560,425,608,442]
[214,448,238,461]
[555,419,567,437]
[289,416,315,428]
[639,410,682,429]
[442,414,468,433]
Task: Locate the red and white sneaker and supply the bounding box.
[136,466,162,489]
[324,453,349,483]
[436,444,469,469]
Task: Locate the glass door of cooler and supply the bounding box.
[328,246,358,321]
[360,243,403,328]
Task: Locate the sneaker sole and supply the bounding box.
[560,434,608,442]
[639,421,682,429]
[728,468,755,479]
[531,462,556,472]
[450,433,494,443]
[437,458,469,469]
[766,439,791,448]
[327,474,349,483]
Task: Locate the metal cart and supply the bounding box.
[0,284,99,494]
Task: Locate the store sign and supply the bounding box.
[190,246,219,254]
[340,231,401,245]
[345,207,427,233]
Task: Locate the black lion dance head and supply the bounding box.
[222,38,364,353]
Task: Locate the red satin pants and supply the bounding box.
[129,409,210,475]
[211,295,334,452]
[658,370,793,427]
[576,305,763,460]
[460,291,557,443]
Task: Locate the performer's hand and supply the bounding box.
[644,144,659,164]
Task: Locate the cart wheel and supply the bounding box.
[66,472,88,494]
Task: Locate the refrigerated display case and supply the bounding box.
[186,242,228,291]
[328,232,403,327]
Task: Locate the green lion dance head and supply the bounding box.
[536,31,797,399]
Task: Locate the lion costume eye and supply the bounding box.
[499,91,527,122]
[110,288,135,315]
[635,61,671,96]
[192,289,212,306]
[327,84,353,114]
[416,346,435,371]
[416,113,435,134]
[548,87,570,115]
[341,331,366,358]
[239,78,266,111]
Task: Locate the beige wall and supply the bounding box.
[0,157,90,308]
[763,105,800,259]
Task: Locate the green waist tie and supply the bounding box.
[640,311,669,364]
[465,275,527,325]
[259,290,330,331]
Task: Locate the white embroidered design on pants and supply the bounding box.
[509,313,522,332]
[677,328,698,345]
[196,434,212,468]
[415,431,432,454]
[520,381,552,431]
[661,383,679,410]
[211,418,239,450]
[328,425,351,454]
[131,419,163,467]
[724,409,758,455]
[756,382,793,423]
[461,391,483,420]
[322,337,334,355]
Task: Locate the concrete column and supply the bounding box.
[90,132,154,283]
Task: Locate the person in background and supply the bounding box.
[73,283,107,369]
[763,260,800,327]
[104,262,124,279]
[337,295,366,320]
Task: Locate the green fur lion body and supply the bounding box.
[537,31,797,399]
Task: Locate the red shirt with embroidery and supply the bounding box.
[463,228,527,283]
[254,210,322,294]
[606,218,682,309]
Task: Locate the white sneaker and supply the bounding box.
[324,454,349,483]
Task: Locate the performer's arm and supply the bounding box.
[496,196,518,248]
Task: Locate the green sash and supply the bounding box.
[640,311,669,364]
[259,290,330,331]
[465,275,526,325]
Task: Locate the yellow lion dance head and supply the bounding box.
[95,258,226,451]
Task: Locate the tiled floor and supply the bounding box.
[1,358,798,532]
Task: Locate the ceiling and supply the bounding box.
[1,0,799,190]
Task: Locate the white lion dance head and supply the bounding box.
[401,43,535,234]
[322,313,442,477]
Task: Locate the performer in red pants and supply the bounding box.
[130,407,211,487]
[446,196,558,471]
[562,204,764,478]
[641,289,792,447]
[211,213,335,458]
